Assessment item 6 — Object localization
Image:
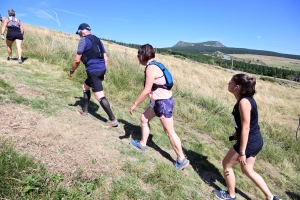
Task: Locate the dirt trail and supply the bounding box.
[0,54,133,180]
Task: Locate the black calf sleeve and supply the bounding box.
[99,96,115,121]
[82,90,91,112]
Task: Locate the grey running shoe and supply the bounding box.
[7,57,12,61]
[103,119,119,127]
[18,58,22,64]
[214,190,236,200]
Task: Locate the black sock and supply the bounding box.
[99,96,115,121]
[82,90,91,112]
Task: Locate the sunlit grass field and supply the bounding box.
[230,54,300,71]
[0,24,299,199]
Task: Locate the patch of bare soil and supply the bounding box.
[0,103,130,181]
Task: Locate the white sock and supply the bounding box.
[270,195,274,200]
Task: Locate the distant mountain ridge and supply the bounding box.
[162,41,300,60]
[174,41,226,48]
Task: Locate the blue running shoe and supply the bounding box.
[214,190,236,200]
[174,157,189,170]
[273,196,281,200]
[130,140,146,152]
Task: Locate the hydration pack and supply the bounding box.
[81,34,104,64]
[145,61,174,91]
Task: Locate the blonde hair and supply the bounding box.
[8,9,15,16]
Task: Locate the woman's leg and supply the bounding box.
[15,39,23,59]
[222,147,240,197]
[6,40,13,57]
[139,106,156,147]
[241,156,273,199]
[159,116,185,161]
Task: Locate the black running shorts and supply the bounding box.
[6,31,23,41]
[84,70,106,92]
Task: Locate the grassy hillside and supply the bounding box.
[0,24,299,199]
[230,54,300,71]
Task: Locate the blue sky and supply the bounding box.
[1,0,299,55]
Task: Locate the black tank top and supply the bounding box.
[232,96,261,142]
[7,17,21,32]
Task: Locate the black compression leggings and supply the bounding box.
[99,96,115,121]
[82,90,91,112]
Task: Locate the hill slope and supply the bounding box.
[173,41,226,48]
[0,24,299,199]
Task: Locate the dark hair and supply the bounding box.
[138,44,155,63]
[232,74,256,97]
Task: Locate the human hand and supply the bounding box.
[130,104,137,115]
[238,154,247,165]
[68,70,74,77]
[1,35,4,40]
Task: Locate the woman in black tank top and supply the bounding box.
[1,9,24,64]
[214,74,281,200]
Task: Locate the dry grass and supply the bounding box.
[105,44,300,132]
[230,54,300,71]
[142,51,300,134]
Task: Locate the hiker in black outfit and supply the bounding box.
[68,23,118,127]
[214,74,281,200]
[1,9,24,64]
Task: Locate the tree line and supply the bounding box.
[158,50,300,82]
[101,38,140,49]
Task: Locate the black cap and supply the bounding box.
[75,23,91,34]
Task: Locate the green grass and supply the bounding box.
[0,140,104,199]
[0,25,299,199]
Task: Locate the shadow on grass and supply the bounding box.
[118,119,175,163]
[286,191,300,200]
[182,147,252,200]
[69,96,173,164]
[68,96,107,122]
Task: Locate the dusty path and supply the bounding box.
[0,54,134,181]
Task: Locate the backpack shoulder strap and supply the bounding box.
[148,60,165,70]
[148,60,173,90]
